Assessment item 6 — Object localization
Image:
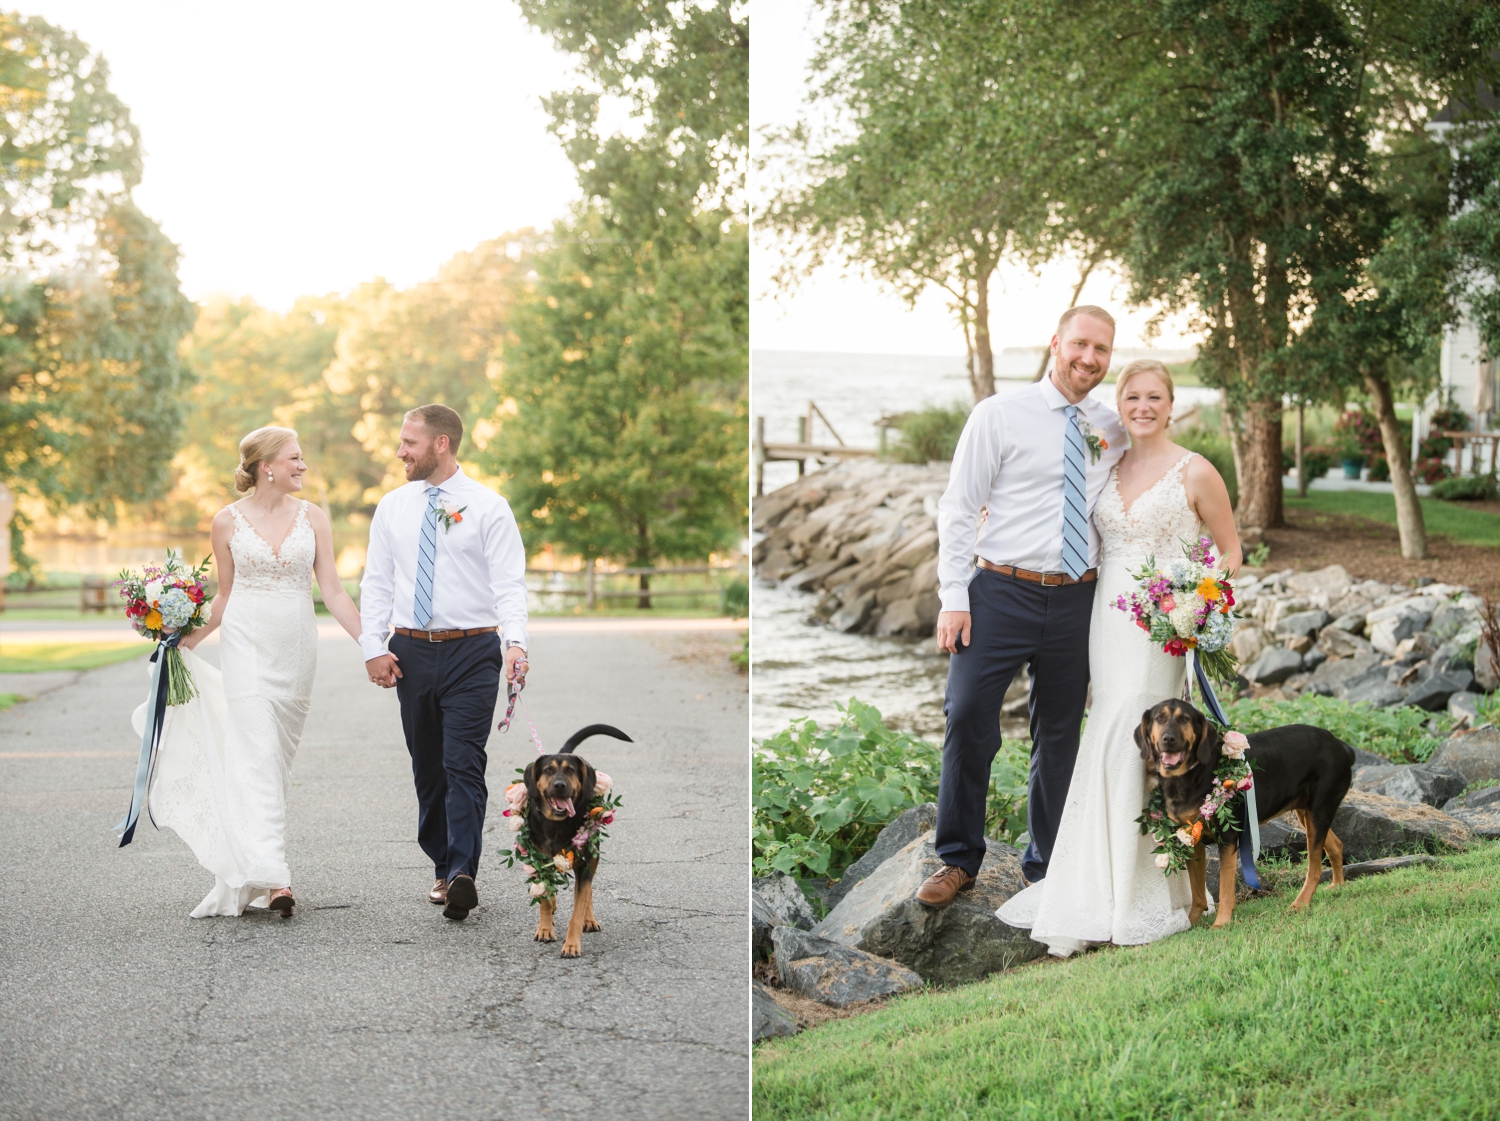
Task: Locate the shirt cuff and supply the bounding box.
[938,585,971,613]
[503,624,528,650]
[359,631,390,662]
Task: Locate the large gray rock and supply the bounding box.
[1445,785,1500,812]
[827,803,938,909]
[1319,626,1374,659]
[1428,728,1500,784]
[1318,854,1440,883]
[753,892,780,962]
[754,873,817,931]
[772,926,922,1007]
[1429,602,1482,642]
[753,981,798,1040]
[1342,677,1408,709]
[1246,646,1304,685]
[1229,624,1269,665]
[813,832,1044,987]
[1367,598,1440,655]
[1286,565,1354,607]
[830,591,877,633]
[1351,762,1468,807]
[1328,790,1470,861]
[1448,691,1485,726]
[1275,609,1332,641]
[1477,643,1498,692]
[1404,670,1474,712]
[1308,652,1385,697]
[1447,807,1500,838]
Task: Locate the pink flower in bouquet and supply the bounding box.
[1159,594,1176,613]
[1154,853,1171,869]
[1236,777,1253,791]
[521,863,535,876]
[572,829,591,849]
[1222,731,1249,760]
[504,782,527,807]
[514,843,526,856]
[601,812,614,825]
[529,883,546,897]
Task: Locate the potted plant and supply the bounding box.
[1334,428,1365,478]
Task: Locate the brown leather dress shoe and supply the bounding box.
[429,878,448,905]
[915,865,975,906]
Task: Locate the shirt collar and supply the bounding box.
[425,466,467,497]
[1039,375,1072,412]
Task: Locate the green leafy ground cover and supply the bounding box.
[1284,490,1500,547]
[0,643,150,673]
[0,693,19,711]
[753,699,1028,879]
[754,845,1500,1120]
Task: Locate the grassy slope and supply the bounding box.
[0,643,151,673]
[755,846,1500,1121]
[1285,490,1500,548]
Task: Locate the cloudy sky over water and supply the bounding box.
[29,1,581,309]
[751,0,1195,356]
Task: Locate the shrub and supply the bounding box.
[1419,402,1470,463]
[1223,693,1451,763]
[1173,427,1237,506]
[752,698,1029,879]
[886,403,970,464]
[1415,457,1453,484]
[1431,474,1499,501]
[1301,444,1335,481]
[719,578,749,617]
[1367,454,1391,482]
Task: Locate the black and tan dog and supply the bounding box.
[1135,698,1355,927]
[523,723,632,957]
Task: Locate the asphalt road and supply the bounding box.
[0,623,749,1120]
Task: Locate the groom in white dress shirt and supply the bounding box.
[361,403,530,921]
[917,307,1125,907]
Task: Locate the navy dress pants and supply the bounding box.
[391,631,502,882]
[936,567,1095,883]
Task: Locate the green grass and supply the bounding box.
[1285,489,1500,547]
[0,693,20,711]
[754,845,1500,1120]
[0,643,151,673]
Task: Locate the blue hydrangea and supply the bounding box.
[158,587,196,630]
[1197,609,1234,653]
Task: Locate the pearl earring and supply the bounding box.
[267,469,274,483]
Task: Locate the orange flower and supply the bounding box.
[589,806,605,818]
[145,609,163,630]
[1223,778,1235,788]
[452,513,463,523]
[1190,820,1203,844]
[1099,439,1109,449]
[1197,577,1222,601]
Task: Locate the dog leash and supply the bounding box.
[1186,650,1262,890]
[498,667,525,733]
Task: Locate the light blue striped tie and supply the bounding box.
[413,487,441,628]
[1061,406,1089,580]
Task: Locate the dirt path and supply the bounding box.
[1263,508,1500,596]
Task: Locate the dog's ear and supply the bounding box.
[523,759,542,803]
[1135,710,1155,762]
[576,758,596,808]
[1195,713,1221,769]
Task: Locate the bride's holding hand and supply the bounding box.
[153,426,361,918]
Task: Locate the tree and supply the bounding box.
[1450,116,1500,355]
[0,16,193,570]
[760,0,1122,401]
[478,210,747,605]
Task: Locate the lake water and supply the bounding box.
[750,347,1213,740]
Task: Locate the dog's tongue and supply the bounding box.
[548,796,575,817]
[1162,752,1184,768]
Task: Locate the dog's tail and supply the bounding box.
[560,724,634,754]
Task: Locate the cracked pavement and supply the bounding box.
[0,626,749,1120]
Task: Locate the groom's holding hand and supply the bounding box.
[361,403,530,921]
[919,306,1124,905]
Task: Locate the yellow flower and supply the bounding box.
[145,609,162,630]
[1197,577,1221,601]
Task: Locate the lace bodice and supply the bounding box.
[227,501,315,593]
[1094,452,1203,567]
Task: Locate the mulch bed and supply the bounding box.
[1262,508,1500,597]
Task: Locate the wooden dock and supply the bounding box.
[753,403,878,495]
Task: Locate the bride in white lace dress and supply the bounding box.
[998,361,1241,955]
[147,426,363,918]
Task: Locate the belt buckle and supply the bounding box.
[1042,572,1064,587]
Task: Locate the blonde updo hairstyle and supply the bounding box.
[1114,359,1175,419]
[234,426,299,494]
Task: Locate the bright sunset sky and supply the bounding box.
[27,1,582,309]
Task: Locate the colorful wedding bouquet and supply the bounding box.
[115,550,213,706]
[500,771,623,903]
[1112,536,1239,685]
[1137,731,1254,875]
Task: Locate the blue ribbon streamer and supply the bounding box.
[1191,653,1262,891]
[115,635,178,847]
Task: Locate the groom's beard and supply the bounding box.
[403,448,441,481]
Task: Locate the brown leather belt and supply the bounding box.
[393,626,498,642]
[976,559,1097,586]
